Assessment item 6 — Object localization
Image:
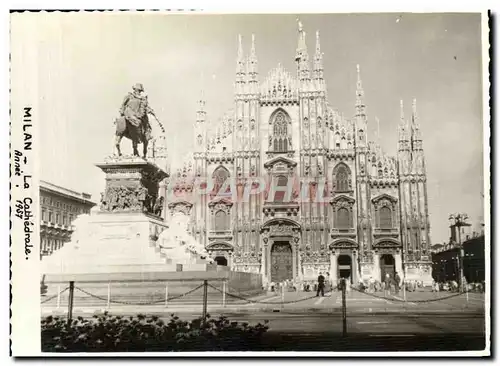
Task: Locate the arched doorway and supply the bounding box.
[214,256,228,267]
[380,254,395,282]
[337,255,352,280]
[270,242,293,282]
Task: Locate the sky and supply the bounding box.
[15,12,485,244]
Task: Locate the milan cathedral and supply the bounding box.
[166,24,433,286]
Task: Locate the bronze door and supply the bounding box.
[270,242,293,282]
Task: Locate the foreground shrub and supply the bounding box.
[41,312,269,352]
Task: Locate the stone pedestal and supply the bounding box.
[41,211,170,274]
[96,156,168,218]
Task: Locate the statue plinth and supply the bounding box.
[96,156,168,218]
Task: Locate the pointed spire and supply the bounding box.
[313,30,324,82]
[235,34,246,96]
[400,99,405,122]
[398,99,411,148]
[295,18,310,81]
[411,98,418,125]
[250,34,256,58]
[247,34,258,92]
[375,116,381,142]
[237,34,243,61]
[355,64,365,118]
[411,98,422,145]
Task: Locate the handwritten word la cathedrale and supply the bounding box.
[14,198,34,257]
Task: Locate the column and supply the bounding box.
[329,252,338,284]
[266,241,272,281]
[373,250,381,282]
[292,243,297,280]
[394,250,403,276]
[352,251,358,284]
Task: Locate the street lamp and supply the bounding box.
[448,213,470,291]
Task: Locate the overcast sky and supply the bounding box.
[16,12,484,244]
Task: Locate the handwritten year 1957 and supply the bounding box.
[14,198,34,257]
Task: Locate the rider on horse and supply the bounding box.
[115,83,155,157]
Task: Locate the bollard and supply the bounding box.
[67,281,75,326]
[165,284,169,308]
[107,283,111,309]
[202,280,208,322]
[56,285,61,310]
[341,278,347,337]
[222,281,226,308]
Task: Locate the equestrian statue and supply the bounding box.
[114,83,164,158]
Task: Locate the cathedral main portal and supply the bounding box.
[270,242,293,282]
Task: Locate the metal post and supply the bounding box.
[67,281,75,325]
[107,282,111,309]
[222,281,226,308]
[56,285,61,309]
[342,278,347,337]
[202,280,208,321]
[403,276,407,302]
[165,284,169,308]
[281,283,285,310]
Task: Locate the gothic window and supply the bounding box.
[214,210,229,231]
[336,207,350,229]
[212,166,230,197]
[334,164,350,192]
[272,111,289,153]
[379,206,392,229]
[274,175,288,202]
[335,132,340,149]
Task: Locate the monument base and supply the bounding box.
[41,212,169,275]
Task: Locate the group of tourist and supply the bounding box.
[431,279,485,293]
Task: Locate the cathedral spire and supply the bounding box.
[313,30,324,82]
[355,64,366,118]
[411,98,423,148]
[246,34,258,94]
[398,99,411,150]
[295,18,310,81]
[235,34,246,96]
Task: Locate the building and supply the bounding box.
[167,24,433,285]
[431,234,485,284]
[40,180,96,258]
[431,222,485,284]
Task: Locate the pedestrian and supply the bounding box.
[394,272,401,294]
[384,273,392,296]
[316,272,325,297]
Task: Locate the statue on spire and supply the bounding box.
[297,18,303,32]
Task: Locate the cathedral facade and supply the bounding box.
[166,25,433,285]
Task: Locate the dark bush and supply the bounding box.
[41,312,269,352]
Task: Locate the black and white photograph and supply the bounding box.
[9,9,490,356]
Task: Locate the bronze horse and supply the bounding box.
[114,115,151,158]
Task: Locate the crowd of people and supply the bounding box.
[266,273,485,296]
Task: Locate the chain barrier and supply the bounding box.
[41,286,69,304]
[74,284,204,306]
[208,284,329,305]
[349,285,469,303]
